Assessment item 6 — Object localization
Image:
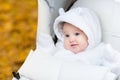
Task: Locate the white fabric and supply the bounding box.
[12,49,63,80]
[54,7,101,49]
[12,48,117,80]
[59,62,116,80]
[12,34,120,80]
[12,76,29,80]
[54,42,120,75]
[37,0,51,35]
[37,0,77,37]
[53,7,120,79]
[71,0,120,52]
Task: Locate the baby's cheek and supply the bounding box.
[64,43,67,49]
[64,42,69,50]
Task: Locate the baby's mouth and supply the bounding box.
[71,44,78,47]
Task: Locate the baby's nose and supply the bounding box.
[69,37,75,43]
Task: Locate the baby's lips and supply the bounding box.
[71,44,78,47]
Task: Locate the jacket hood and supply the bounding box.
[53,7,102,49]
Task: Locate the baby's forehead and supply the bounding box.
[61,22,83,32]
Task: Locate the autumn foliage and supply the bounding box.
[0,0,38,79]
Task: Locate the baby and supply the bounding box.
[53,7,120,77]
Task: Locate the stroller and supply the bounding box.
[12,0,120,80]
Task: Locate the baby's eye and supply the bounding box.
[65,34,70,37]
[75,33,80,36]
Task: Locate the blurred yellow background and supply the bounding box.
[0,0,38,79]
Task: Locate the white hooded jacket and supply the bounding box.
[53,7,120,75]
[54,7,101,49]
[38,7,120,76]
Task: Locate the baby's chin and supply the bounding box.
[67,48,85,54]
[64,46,86,54]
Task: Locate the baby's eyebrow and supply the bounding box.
[63,33,67,35]
[63,31,67,34]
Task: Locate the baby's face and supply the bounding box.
[63,23,88,54]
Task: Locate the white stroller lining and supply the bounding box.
[37,0,77,37]
[13,49,117,80]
